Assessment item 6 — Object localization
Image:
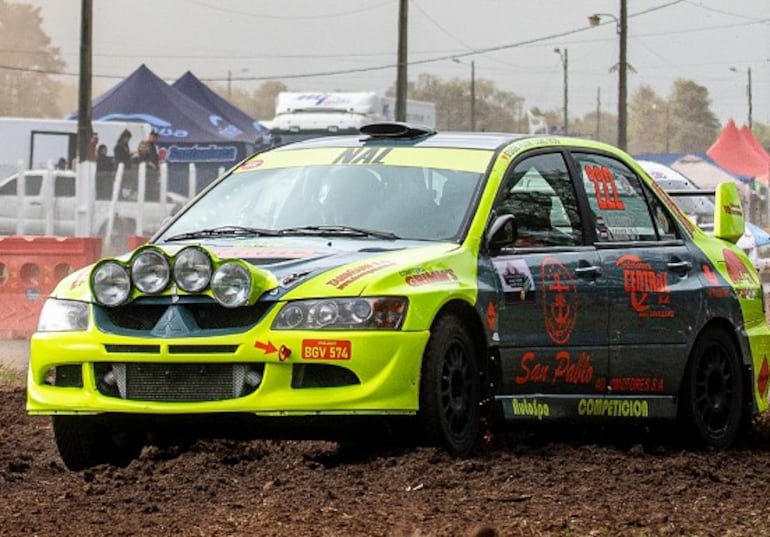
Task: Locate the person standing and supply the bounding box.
[96,144,114,173]
[113,129,133,169]
[145,130,160,169]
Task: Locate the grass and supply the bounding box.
[0,363,26,388]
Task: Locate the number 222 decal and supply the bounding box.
[585,165,625,210]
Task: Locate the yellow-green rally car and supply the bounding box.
[28,122,770,470]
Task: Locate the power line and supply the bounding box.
[1,0,763,84]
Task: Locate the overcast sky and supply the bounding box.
[21,0,770,127]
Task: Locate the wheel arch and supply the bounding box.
[692,317,754,413]
[431,298,497,401]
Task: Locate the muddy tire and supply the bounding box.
[52,416,144,471]
[417,315,481,456]
[678,330,745,449]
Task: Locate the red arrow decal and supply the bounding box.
[254,340,277,354]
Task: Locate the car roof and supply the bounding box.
[269,129,602,153]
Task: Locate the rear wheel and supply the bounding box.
[417,315,481,456]
[679,330,745,449]
[52,416,144,471]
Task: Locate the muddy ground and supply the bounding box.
[2,384,770,537]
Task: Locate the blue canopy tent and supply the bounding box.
[172,71,271,147]
[73,64,259,194]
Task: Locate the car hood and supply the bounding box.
[54,236,466,302]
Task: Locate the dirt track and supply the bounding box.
[2,381,770,537]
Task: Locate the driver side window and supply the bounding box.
[494,152,582,248]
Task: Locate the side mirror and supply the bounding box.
[486,214,517,252]
[712,181,745,244]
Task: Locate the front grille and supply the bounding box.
[94,296,274,335]
[94,362,264,402]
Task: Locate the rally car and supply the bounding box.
[27,122,770,470]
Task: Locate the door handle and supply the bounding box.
[667,259,692,276]
[575,264,602,279]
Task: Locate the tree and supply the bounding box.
[667,79,720,153]
[387,73,525,132]
[628,85,669,154]
[0,1,65,117]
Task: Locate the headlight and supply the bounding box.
[91,260,131,306]
[272,297,408,330]
[131,248,170,294]
[37,299,89,331]
[211,261,252,308]
[173,246,212,293]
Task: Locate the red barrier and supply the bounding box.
[127,235,150,251]
[0,236,102,339]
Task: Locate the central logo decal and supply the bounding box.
[541,257,578,345]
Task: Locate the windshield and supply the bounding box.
[158,164,482,242]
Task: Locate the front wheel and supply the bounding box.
[417,315,481,456]
[52,416,144,471]
[678,330,745,449]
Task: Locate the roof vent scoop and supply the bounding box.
[360,121,436,139]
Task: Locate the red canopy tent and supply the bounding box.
[739,125,770,184]
[707,119,770,183]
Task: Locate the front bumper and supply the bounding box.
[27,326,429,416]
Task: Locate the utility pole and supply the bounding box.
[554,48,568,133]
[77,0,93,163]
[595,87,601,140]
[395,0,408,122]
[470,60,476,131]
[618,0,628,150]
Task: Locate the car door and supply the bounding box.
[570,151,702,408]
[486,150,609,420]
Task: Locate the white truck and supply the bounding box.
[0,117,153,182]
[0,165,186,255]
[269,92,436,145]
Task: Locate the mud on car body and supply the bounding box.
[27,122,770,470]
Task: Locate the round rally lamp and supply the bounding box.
[130,248,170,294]
[211,261,252,308]
[173,246,212,293]
[91,260,131,306]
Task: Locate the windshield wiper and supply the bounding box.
[164,225,281,242]
[278,225,400,240]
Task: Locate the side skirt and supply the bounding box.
[496,394,678,422]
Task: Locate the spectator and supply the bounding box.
[114,129,133,169]
[145,129,160,168]
[96,144,114,173]
[133,141,158,171]
[89,132,99,161]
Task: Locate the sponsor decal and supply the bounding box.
[493,258,534,301]
[584,165,625,210]
[707,288,731,298]
[722,202,743,217]
[254,340,278,355]
[278,345,292,361]
[722,248,758,286]
[616,254,673,318]
[165,144,239,163]
[302,339,351,360]
[608,377,664,393]
[239,159,264,171]
[541,257,578,344]
[702,263,719,285]
[327,260,395,290]
[210,247,316,260]
[511,398,550,420]
[515,350,594,386]
[486,301,497,333]
[402,268,458,287]
[333,147,393,165]
[578,399,649,417]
